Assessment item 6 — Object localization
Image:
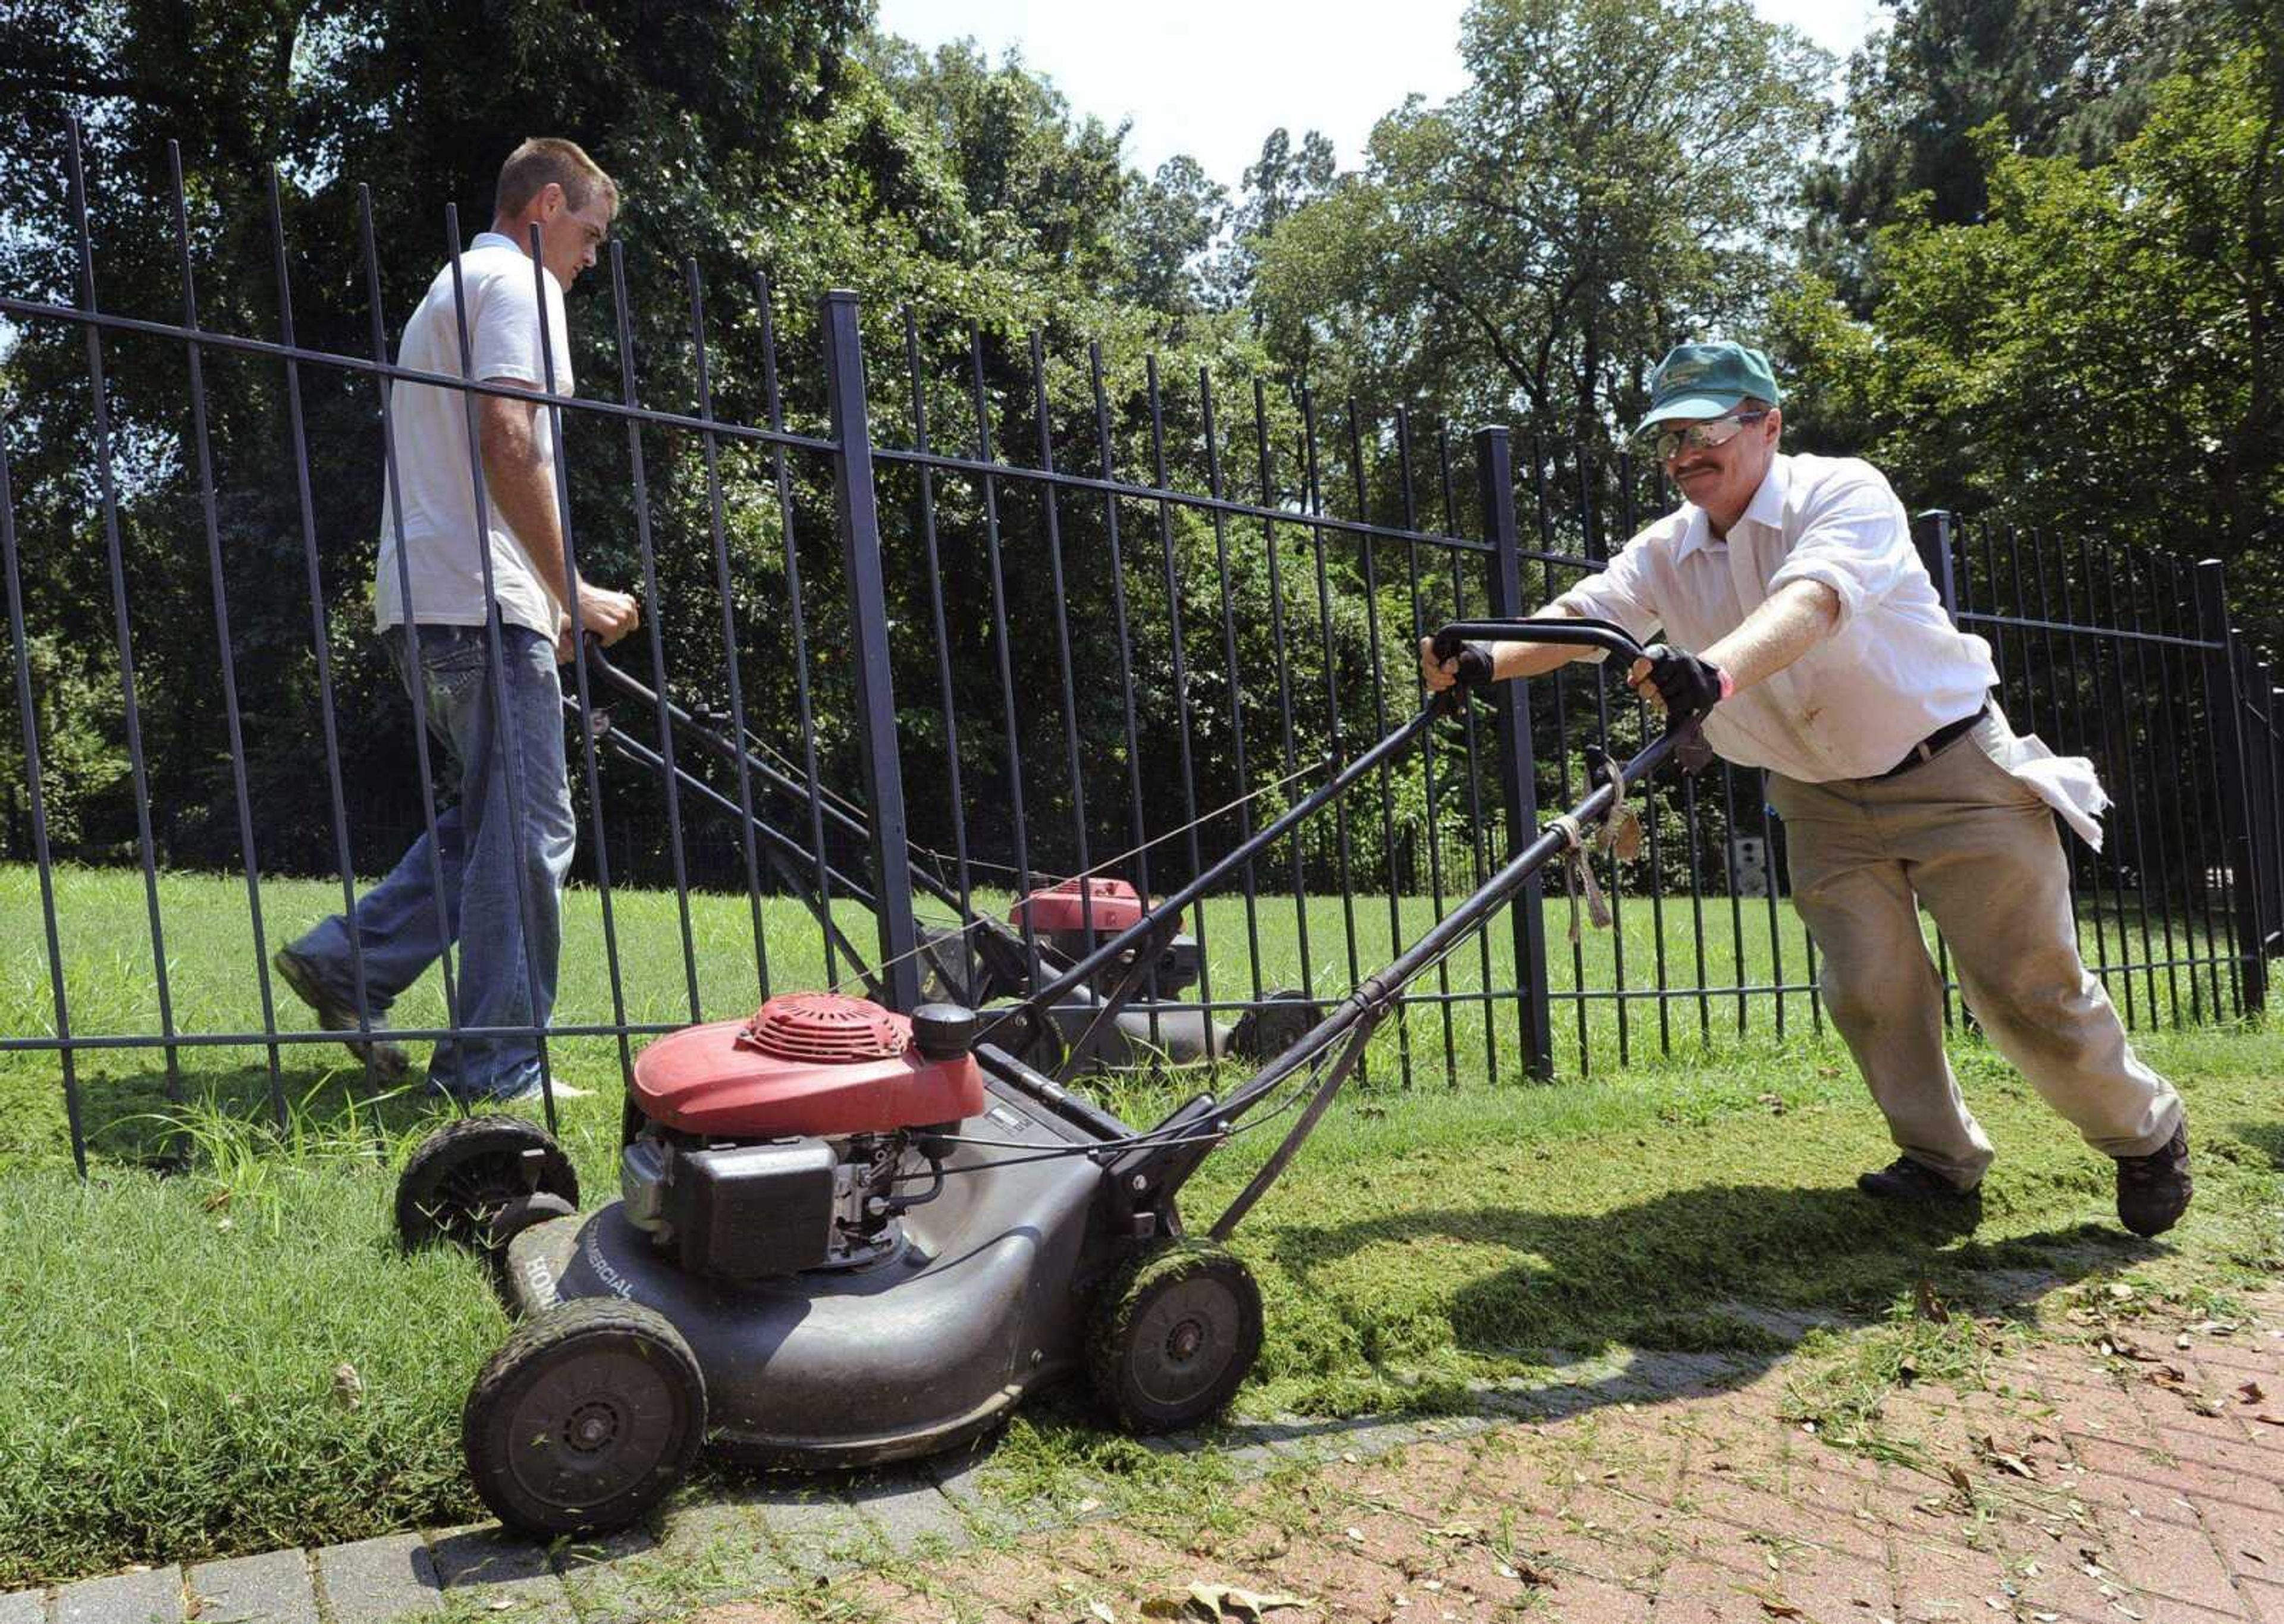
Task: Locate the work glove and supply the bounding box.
[1630,645,1727,725]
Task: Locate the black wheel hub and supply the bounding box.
[1130,1277,1241,1408]
[502,1346,684,1509]
[564,1399,620,1454]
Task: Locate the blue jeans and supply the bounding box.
[291,623,575,1100]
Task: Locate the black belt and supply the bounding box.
[1872,702,1990,780]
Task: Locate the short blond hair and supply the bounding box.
[495,138,617,218]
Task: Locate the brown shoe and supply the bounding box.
[273,946,410,1080]
[2115,1121,2191,1238]
[1856,1155,1981,1203]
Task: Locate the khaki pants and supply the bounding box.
[1767,711,2182,1189]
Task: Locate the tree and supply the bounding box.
[1805,0,2201,307]
[1119,155,1226,319]
[1248,0,1830,451]
[0,4,1266,875]
[1775,26,2284,634]
[1210,126,1338,315]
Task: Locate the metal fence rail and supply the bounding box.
[3,127,2278,1173]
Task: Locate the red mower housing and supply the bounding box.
[632,992,984,1138]
[1010,878,1168,936]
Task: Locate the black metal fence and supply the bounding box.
[5,127,2280,1172]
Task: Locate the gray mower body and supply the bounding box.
[501,1070,1107,1466]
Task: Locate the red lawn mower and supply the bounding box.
[394,618,1681,1537]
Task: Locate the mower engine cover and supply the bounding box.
[632,992,984,1138]
[1009,877,1160,936]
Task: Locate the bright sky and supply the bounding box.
[874,0,1883,196]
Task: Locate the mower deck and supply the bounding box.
[501,1066,1111,1468]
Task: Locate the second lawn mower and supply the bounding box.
[569,642,1322,1077]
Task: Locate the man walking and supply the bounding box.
[277,137,640,1102]
[1422,341,2191,1236]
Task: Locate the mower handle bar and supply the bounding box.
[575,634,976,919]
[1428,617,1651,685]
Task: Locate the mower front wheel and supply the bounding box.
[462,1298,706,1535]
[1087,1241,1263,1435]
[396,1116,579,1254]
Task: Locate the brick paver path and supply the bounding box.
[695,1287,2284,1624]
[12,1289,2283,1623]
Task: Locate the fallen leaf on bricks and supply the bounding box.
[2238,1381,2266,1405]
[1144,1584,1313,1621]
[1761,1603,1803,1619]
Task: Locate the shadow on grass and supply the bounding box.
[1261,1180,2144,1418]
[73,1062,448,1167]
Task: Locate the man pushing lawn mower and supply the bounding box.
[275,138,641,1104]
[1423,341,2192,1239]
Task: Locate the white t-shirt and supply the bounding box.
[1551,453,2001,781]
[373,232,572,640]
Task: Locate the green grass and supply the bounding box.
[0,861,2235,1167]
[0,864,2274,1587]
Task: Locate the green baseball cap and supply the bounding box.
[1636,341,1781,437]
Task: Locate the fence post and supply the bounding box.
[820,290,922,1012]
[2192,561,2266,1015]
[1474,426,1554,1080]
[2253,658,2284,961]
[1912,509,1959,621]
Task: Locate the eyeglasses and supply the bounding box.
[1647,410,1769,463]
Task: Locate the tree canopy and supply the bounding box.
[1,0,2277,878]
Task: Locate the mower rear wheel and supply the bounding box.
[1228,990,1323,1062]
[462,1298,705,1535]
[396,1116,578,1254]
[1087,1241,1263,1434]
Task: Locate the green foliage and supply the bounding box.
[1250,0,1833,439]
[1803,0,2203,306]
[1777,38,2284,630]
[0,632,126,853]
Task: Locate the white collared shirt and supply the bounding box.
[1549,452,2000,783]
[373,231,572,640]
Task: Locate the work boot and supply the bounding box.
[1856,1155,1980,1204]
[273,946,410,1080]
[2114,1120,2192,1238]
